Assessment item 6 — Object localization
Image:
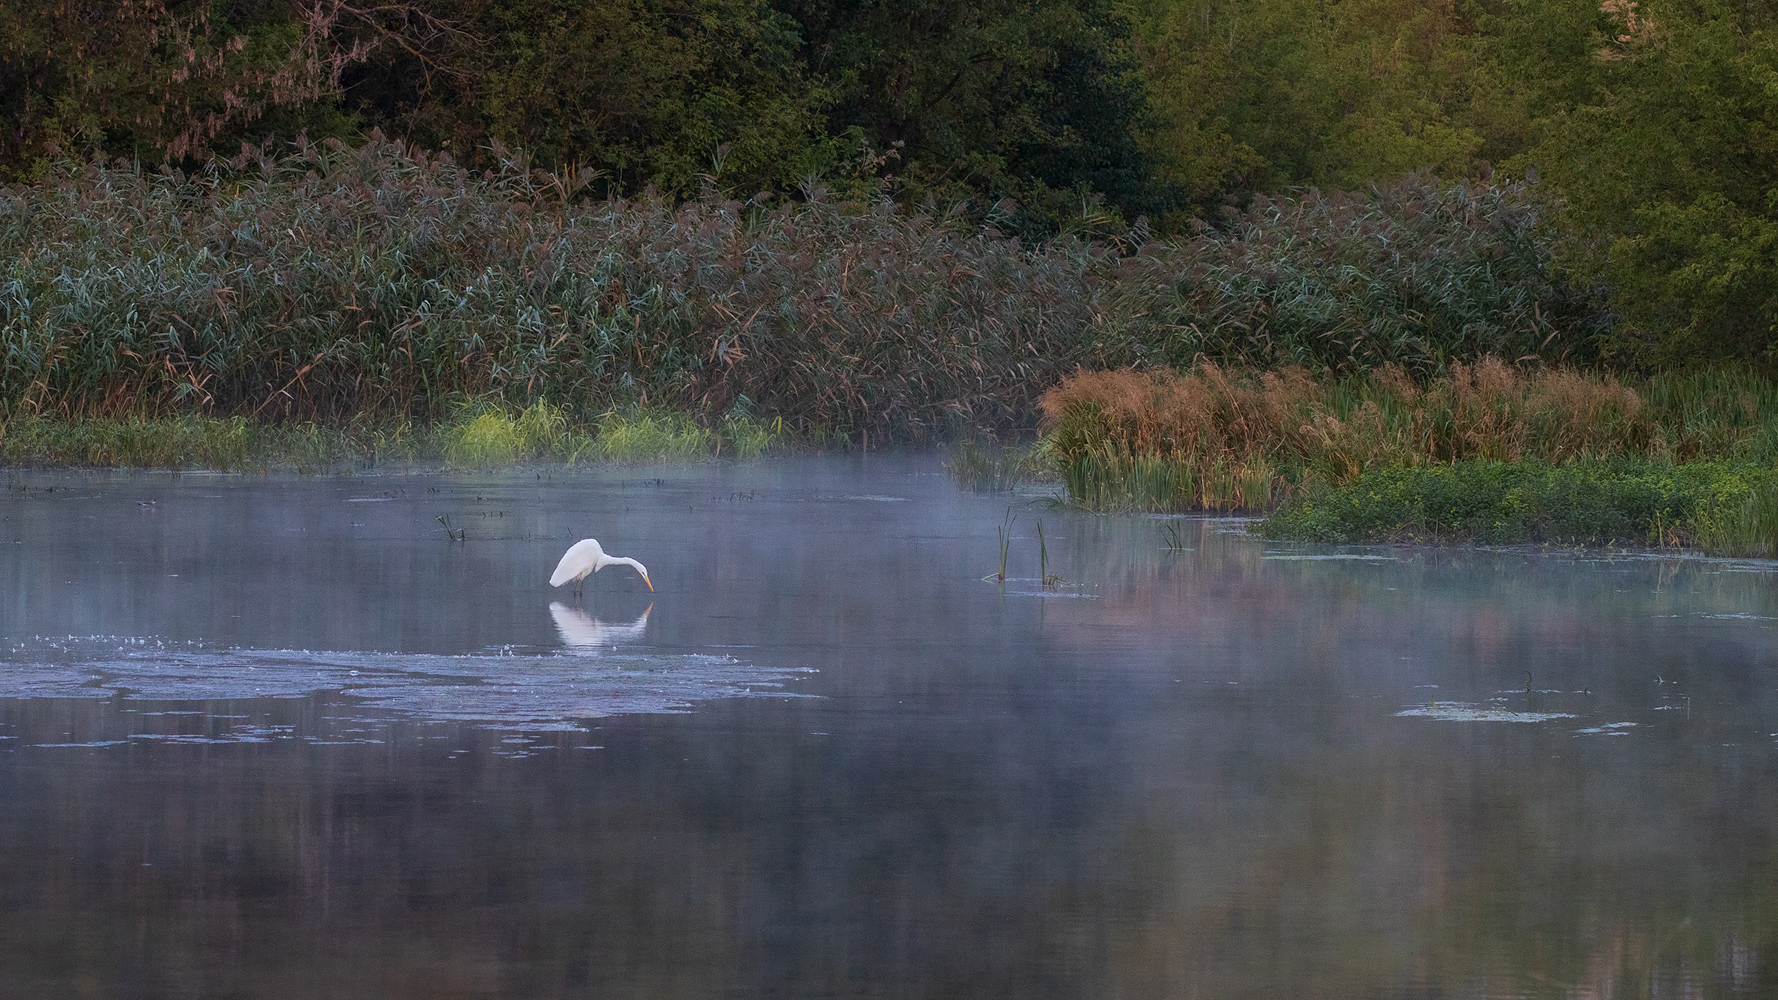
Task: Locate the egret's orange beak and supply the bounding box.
[643,574,655,592]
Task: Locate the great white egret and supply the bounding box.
[550,538,654,595]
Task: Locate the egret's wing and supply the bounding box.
[549,538,601,587]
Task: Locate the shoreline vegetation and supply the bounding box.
[3,146,1776,555]
[13,356,1778,558]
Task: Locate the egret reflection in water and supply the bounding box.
[550,602,652,651]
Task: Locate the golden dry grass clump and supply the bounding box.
[1041,359,1764,511]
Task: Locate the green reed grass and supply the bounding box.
[996,507,1016,582]
[1036,520,1062,588]
[0,141,1595,445]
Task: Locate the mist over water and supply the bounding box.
[1,457,1775,998]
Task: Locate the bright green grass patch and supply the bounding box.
[441,400,589,467]
[1259,460,1778,552]
[578,411,713,462]
[571,410,780,462]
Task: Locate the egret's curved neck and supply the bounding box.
[603,555,648,577]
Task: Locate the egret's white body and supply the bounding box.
[550,538,653,594]
[549,602,652,650]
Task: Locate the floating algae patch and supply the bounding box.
[0,636,814,728]
[1395,704,1576,723]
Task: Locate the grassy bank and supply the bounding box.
[1258,461,1778,555]
[2,142,1598,445]
[1041,361,1778,513]
[0,404,779,471]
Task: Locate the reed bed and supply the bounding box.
[1041,360,1778,512]
[0,139,1593,445]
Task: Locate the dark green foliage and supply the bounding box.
[1259,460,1774,547]
[0,1,425,177]
[347,0,845,196]
[1478,0,1778,367]
[1129,0,1485,211]
[777,0,1166,232]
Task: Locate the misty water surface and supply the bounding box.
[0,456,1774,998]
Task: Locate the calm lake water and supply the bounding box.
[1,456,1775,998]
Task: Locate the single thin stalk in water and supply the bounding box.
[996,507,1015,582]
[1037,520,1062,588]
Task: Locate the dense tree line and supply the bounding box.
[0,0,1773,365]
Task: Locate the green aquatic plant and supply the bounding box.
[719,415,780,460]
[442,399,584,467]
[436,515,466,542]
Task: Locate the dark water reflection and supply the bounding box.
[1,458,1775,998]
